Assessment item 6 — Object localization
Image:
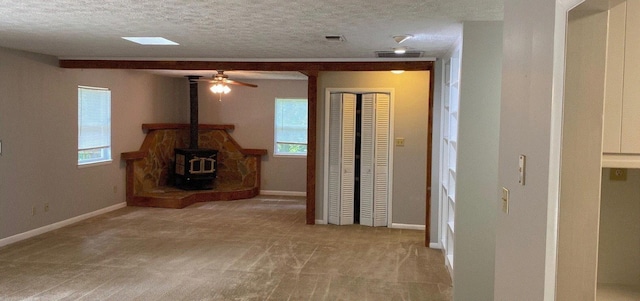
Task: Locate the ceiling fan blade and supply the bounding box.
[225,79,258,88]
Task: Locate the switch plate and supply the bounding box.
[609,168,627,181]
[395,138,405,147]
[501,187,510,214]
[519,155,526,185]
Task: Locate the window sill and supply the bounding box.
[274,154,307,159]
[78,159,113,168]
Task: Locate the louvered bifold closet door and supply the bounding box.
[328,93,343,225]
[328,93,356,225]
[339,93,357,225]
[373,93,390,227]
[359,93,376,226]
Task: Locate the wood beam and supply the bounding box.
[306,71,318,225]
[59,60,433,72]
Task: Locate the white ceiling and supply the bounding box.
[0,0,502,61]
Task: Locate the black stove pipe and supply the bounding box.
[187,76,201,149]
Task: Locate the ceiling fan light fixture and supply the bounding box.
[210,83,231,94]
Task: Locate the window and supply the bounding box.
[274,98,308,156]
[78,86,112,165]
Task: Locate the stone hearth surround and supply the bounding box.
[121,124,267,208]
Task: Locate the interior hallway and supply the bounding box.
[0,196,451,300]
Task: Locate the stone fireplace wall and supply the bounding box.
[122,124,267,202]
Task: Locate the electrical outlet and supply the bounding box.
[395,138,405,147]
[113,185,117,194]
[31,206,36,216]
[44,203,49,213]
[609,168,627,181]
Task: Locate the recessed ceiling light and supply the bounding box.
[394,47,407,54]
[122,37,179,45]
[375,50,424,58]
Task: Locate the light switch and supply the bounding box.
[519,155,526,185]
[395,138,405,147]
[501,187,509,214]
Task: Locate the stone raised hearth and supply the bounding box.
[121,123,267,208]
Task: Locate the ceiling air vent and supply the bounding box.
[375,51,424,58]
[325,35,346,42]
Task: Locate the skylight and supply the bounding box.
[121,37,179,45]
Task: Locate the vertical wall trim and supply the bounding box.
[546,1,586,300]
[426,64,434,246]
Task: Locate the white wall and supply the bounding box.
[315,71,430,226]
[453,21,502,301]
[494,0,583,299]
[198,79,308,193]
[495,1,554,298]
[0,46,187,241]
[598,169,640,286]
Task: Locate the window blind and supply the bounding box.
[274,98,308,155]
[78,86,111,165]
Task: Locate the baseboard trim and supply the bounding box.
[260,190,306,197]
[390,223,426,231]
[315,219,327,225]
[429,242,443,249]
[0,202,127,248]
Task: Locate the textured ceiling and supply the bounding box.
[0,0,502,60]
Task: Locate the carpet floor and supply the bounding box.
[0,196,452,300]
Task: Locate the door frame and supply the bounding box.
[322,88,395,226]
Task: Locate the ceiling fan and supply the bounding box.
[196,70,258,95]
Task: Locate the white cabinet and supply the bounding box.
[597,168,640,300]
[440,49,460,277]
[603,0,640,167]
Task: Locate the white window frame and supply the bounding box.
[78,86,112,166]
[274,98,308,157]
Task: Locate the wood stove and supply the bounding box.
[174,148,218,190]
[174,75,219,190]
